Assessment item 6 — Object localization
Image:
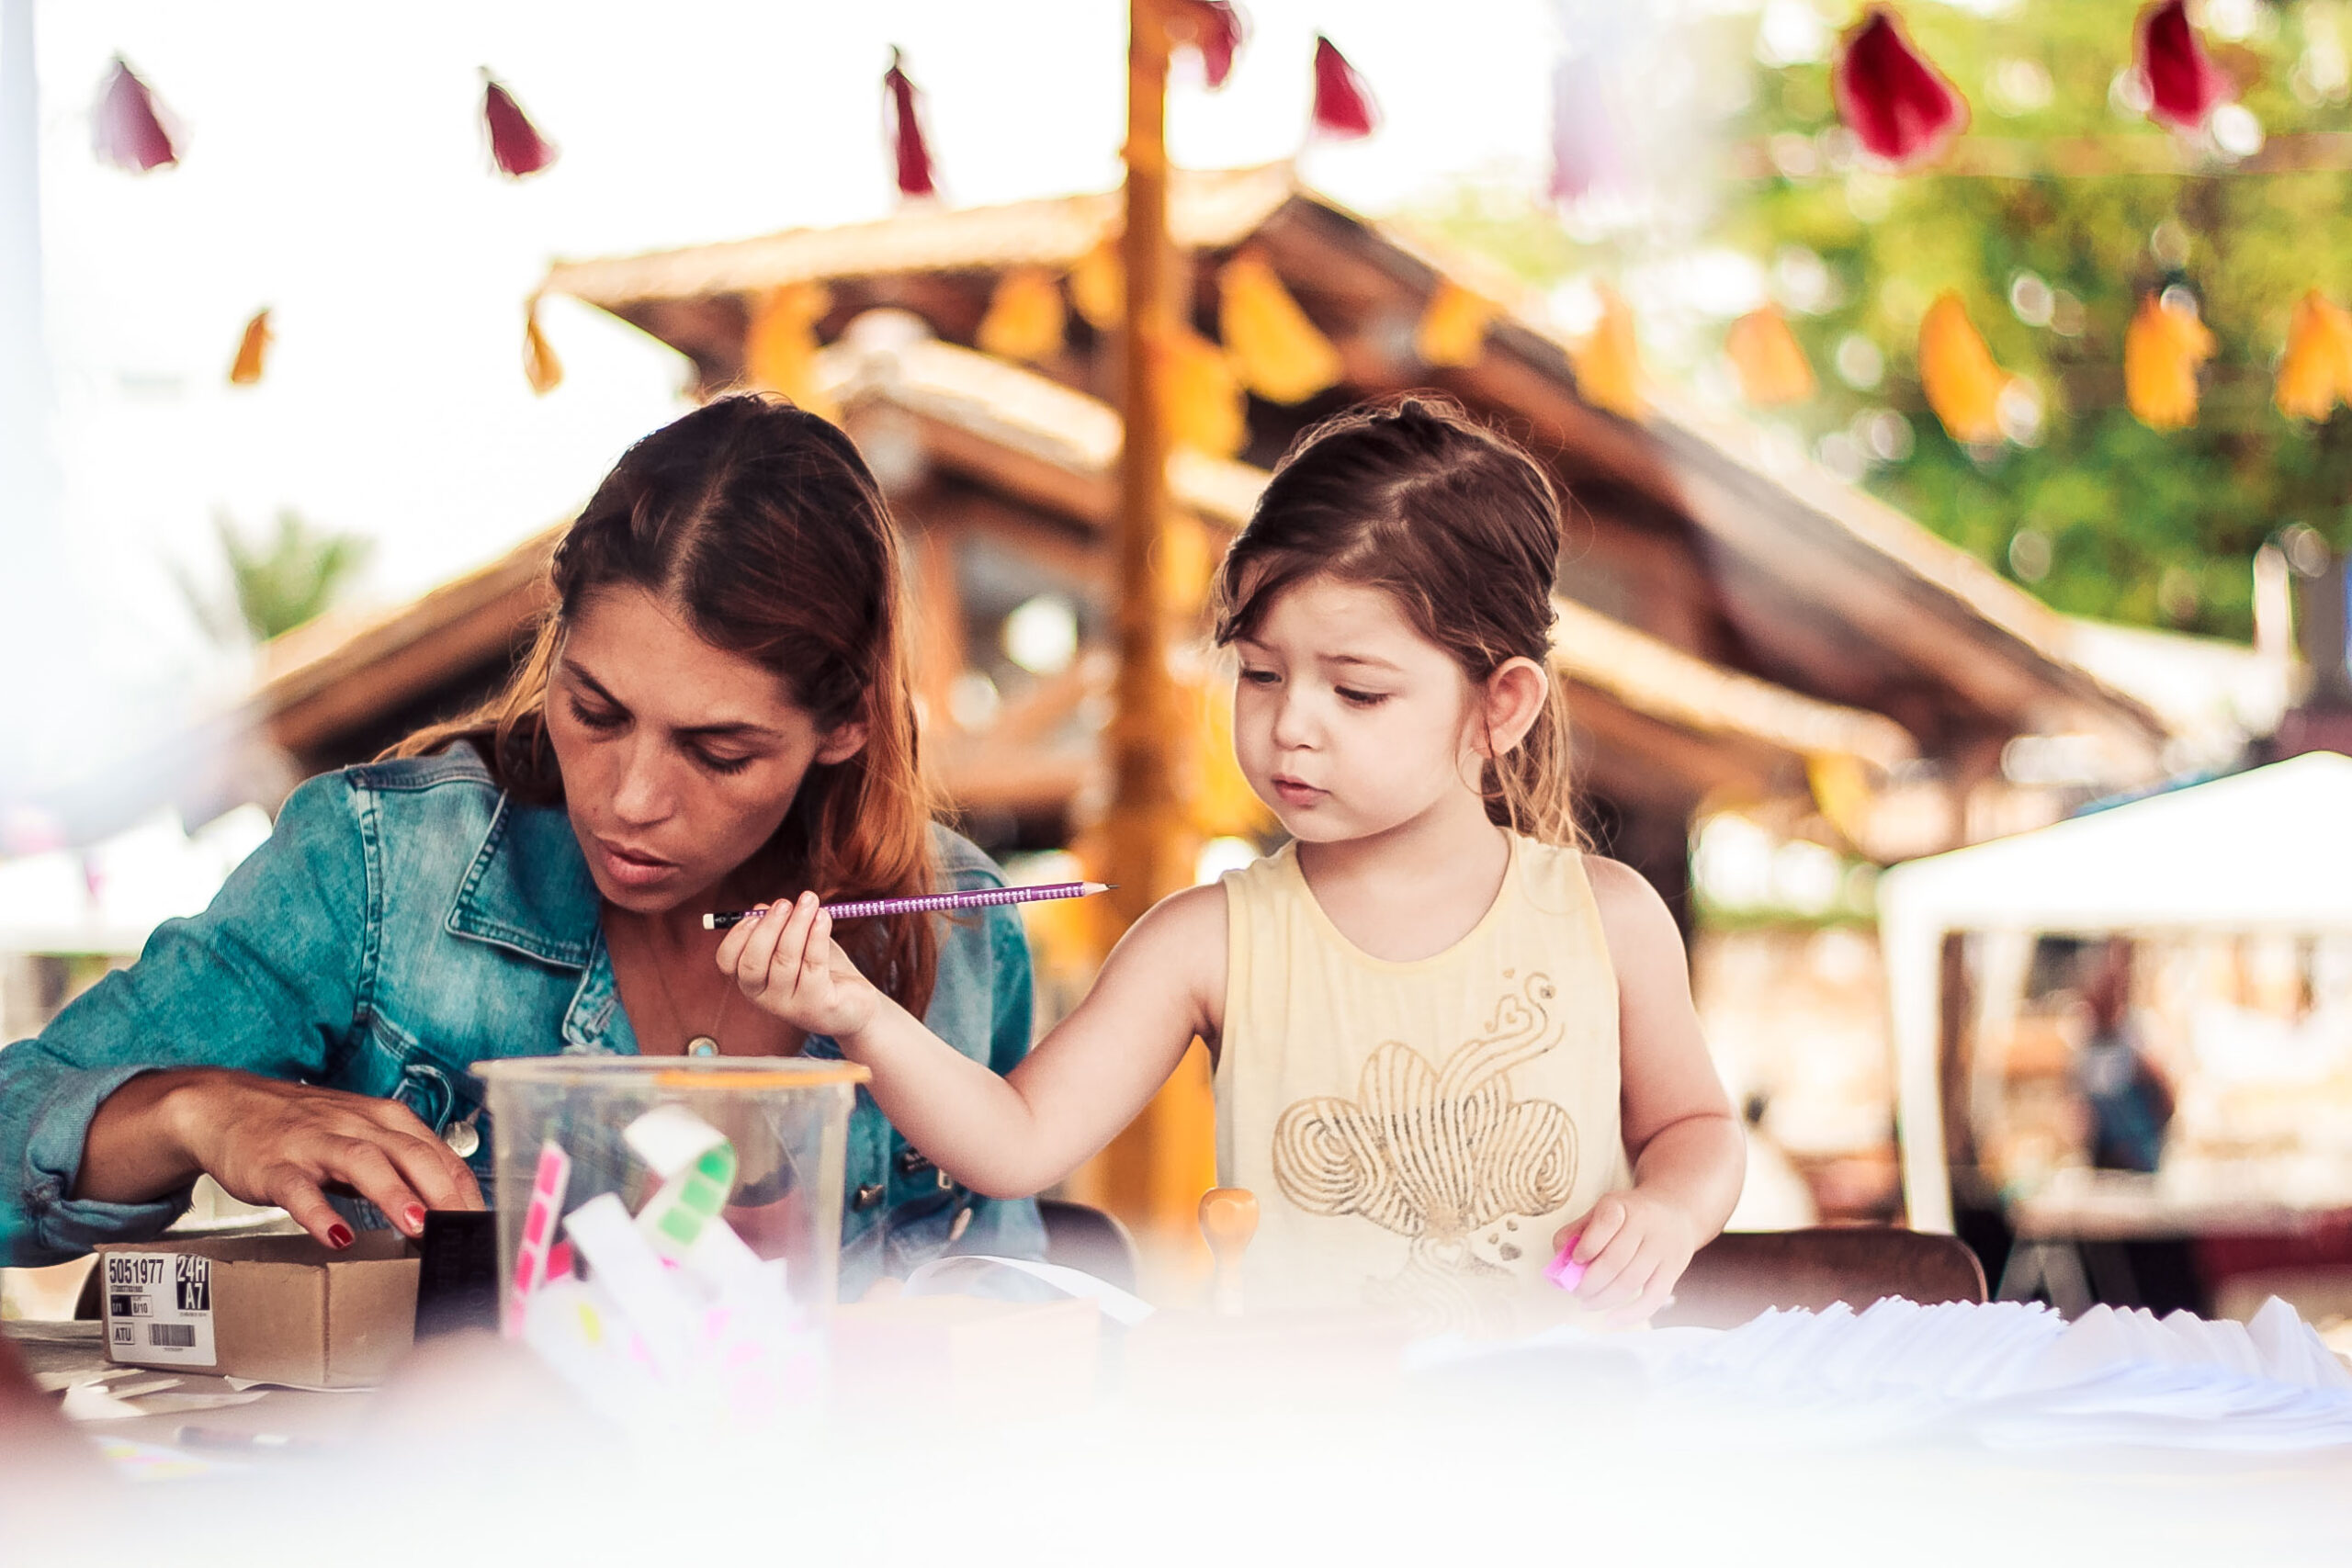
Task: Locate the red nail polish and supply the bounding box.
[404,1204,427,1233]
[327,1224,354,1249]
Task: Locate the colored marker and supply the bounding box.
[1545,1235,1588,1292]
[702,880,1112,931]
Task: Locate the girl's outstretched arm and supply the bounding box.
[1555,857,1744,1321]
[719,885,1225,1199]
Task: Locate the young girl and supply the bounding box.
[722,398,1744,1331]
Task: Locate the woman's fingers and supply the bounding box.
[359,1100,486,1209]
[267,1175,356,1250]
[379,1129,484,1213]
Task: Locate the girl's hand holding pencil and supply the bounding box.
[716,890,885,1042]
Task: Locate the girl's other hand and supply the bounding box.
[158,1069,483,1247]
[716,890,881,1042]
[1551,1188,1699,1325]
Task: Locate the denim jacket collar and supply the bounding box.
[442,794,634,1054]
[445,794,603,970]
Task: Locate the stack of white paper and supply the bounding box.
[1413,1295,2352,1450]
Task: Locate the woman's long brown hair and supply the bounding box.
[394,393,942,1015]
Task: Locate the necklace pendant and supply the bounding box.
[685,1035,720,1058]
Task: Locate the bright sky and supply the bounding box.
[16,2,1556,697]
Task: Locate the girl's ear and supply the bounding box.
[814,715,872,766]
[1474,657,1549,759]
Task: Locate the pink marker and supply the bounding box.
[507,1140,571,1337]
[1544,1234,1587,1292]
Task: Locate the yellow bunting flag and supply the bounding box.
[1070,233,1124,331]
[1572,286,1644,421]
[977,267,1067,365]
[1415,279,1495,368]
[745,282,834,417]
[2277,290,2352,423]
[1161,325,1247,457]
[1217,249,1341,404]
[523,298,562,396]
[2124,292,2216,431]
[228,308,272,387]
[1917,291,2006,444]
[1725,305,1816,406]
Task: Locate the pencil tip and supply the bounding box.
[700,913,716,930]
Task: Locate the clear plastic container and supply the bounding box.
[474,1055,868,1423]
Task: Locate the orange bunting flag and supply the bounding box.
[1572,287,1644,421]
[1161,326,1248,457]
[228,309,272,387]
[1070,234,1125,331]
[1415,280,1496,368]
[745,283,834,416]
[2277,290,2352,423]
[977,268,1067,365]
[482,72,557,178]
[1217,249,1340,404]
[883,49,937,199]
[1309,35,1378,140]
[524,299,562,395]
[1917,291,2007,444]
[1725,306,1816,405]
[93,57,177,173]
[2123,291,2215,430]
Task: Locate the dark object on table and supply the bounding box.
[1037,1198,1140,1294]
[413,1210,502,1341]
[1655,1226,1987,1328]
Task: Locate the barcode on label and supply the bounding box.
[148,1323,196,1348]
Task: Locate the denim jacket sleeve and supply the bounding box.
[0,773,369,1266]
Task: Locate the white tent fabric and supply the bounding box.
[1876,752,2352,1232]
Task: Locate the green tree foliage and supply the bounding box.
[180,510,372,645]
[1432,0,2352,638]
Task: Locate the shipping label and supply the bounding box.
[102,1252,217,1368]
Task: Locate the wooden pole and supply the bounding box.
[1107,0,1184,931]
[1066,0,1216,1260]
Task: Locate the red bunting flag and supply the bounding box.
[1832,7,1968,170]
[883,49,936,198]
[1173,1,1246,89]
[481,73,558,178]
[1309,35,1377,140]
[93,57,177,173]
[2136,0,2231,132]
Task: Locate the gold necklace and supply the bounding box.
[624,911,731,1057]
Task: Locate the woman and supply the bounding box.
[0,395,1044,1293]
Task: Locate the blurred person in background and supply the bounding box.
[2076,938,2175,1175]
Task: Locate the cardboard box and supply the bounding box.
[96,1233,419,1388]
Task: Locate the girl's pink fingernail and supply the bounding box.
[327,1224,355,1249]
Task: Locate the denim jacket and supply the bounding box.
[0,744,1045,1293]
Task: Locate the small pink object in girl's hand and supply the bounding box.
[1545,1236,1587,1292]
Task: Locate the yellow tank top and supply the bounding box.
[1213,833,1632,1335]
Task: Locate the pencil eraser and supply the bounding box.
[1544,1237,1587,1292]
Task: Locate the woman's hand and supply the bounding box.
[1551,1187,1701,1324]
[80,1068,482,1248]
[716,890,882,1042]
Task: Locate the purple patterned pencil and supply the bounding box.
[701,880,1112,931]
